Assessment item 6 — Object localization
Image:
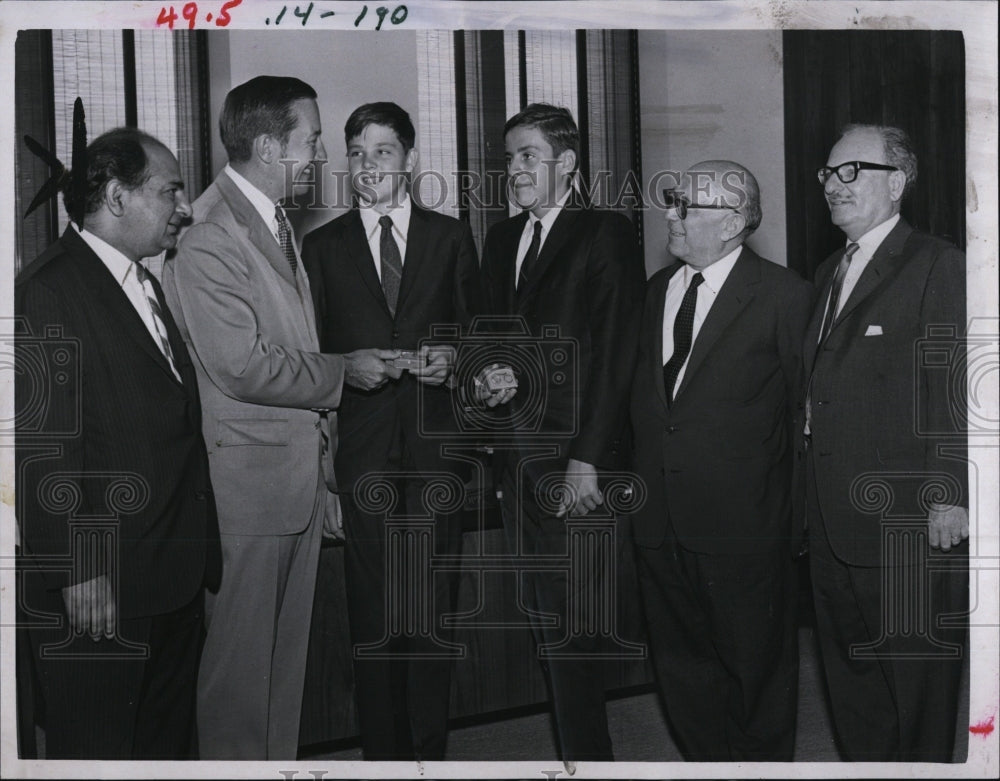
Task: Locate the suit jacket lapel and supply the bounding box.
[498,214,527,314]
[63,229,184,388]
[803,262,832,376]
[516,200,582,309]
[831,219,913,331]
[342,209,392,318]
[396,205,429,315]
[674,249,758,401]
[215,172,297,288]
[652,263,682,411]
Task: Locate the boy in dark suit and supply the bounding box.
[477,103,646,763]
[301,102,481,760]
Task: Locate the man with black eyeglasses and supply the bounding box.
[802,124,967,761]
[629,160,813,760]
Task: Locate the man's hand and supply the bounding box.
[928,503,969,551]
[473,363,518,407]
[344,348,402,390]
[323,490,345,540]
[62,575,116,639]
[410,345,455,386]
[556,459,603,519]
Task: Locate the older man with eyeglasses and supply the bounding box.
[629,160,814,760]
[802,124,968,762]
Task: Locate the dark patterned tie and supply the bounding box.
[379,215,403,316]
[135,264,179,378]
[818,242,859,343]
[662,272,704,406]
[517,220,543,291]
[275,205,298,275]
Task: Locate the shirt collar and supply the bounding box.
[360,192,412,241]
[853,213,900,259]
[685,244,742,295]
[225,164,282,231]
[527,188,572,235]
[75,224,138,287]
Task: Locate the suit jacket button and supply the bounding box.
[392,331,400,339]
[195,491,206,500]
[215,440,222,447]
[667,426,677,434]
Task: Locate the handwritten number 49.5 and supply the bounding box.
[157,0,243,30]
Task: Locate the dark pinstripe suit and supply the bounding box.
[15,228,219,758]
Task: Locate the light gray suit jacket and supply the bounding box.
[163,170,343,537]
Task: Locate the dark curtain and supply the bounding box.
[14,30,57,274]
[783,30,965,280]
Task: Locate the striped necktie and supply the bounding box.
[135,264,180,380]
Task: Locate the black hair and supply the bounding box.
[219,76,318,163]
[344,102,416,152]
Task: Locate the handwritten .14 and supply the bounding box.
[156,0,243,29]
[267,4,409,28]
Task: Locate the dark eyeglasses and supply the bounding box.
[663,189,740,220]
[816,161,898,185]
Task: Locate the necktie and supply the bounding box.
[818,242,859,343]
[517,220,543,291]
[135,264,180,379]
[662,272,704,405]
[379,215,403,316]
[275,205,298,275]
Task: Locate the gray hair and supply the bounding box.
[841,123,918,197]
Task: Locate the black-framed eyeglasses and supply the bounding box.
[663,189,740,220]
[816,161,898,185]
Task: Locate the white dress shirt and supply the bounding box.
[661,246,742,395]
[360,193,412,280]
[830,212,900,320]
[515,189,571,283]
[225,164,292,247]
[76,225,181,381]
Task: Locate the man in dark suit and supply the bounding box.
[301,102,481,760]
[15,128,218,758]
[629,160,812,760]
[804,124,967,761]
[478,103,646,762]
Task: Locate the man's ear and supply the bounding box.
[888,169,906,202]
[721,211,748,242]
[104,179,127,217]
[405,147,418,174]
[558,148,577,178]
[254,134,277,165]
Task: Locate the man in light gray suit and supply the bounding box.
[163,76,400,760]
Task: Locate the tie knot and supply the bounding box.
[134,262,151,284]
[844,242,860,260]
[531,220,542,238]
[275,205,289,227]
[690,271,704,289]
[379,215,394,232]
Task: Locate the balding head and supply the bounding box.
[664,160,762,269]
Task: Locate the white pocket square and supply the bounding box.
[865,325,883,336]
